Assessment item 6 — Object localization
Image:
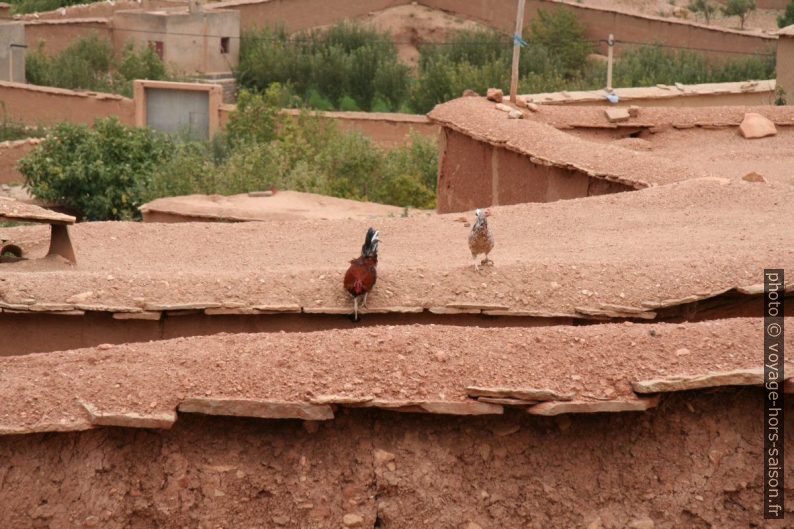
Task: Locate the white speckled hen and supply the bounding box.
[468,208,494,272]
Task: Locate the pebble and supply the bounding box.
[343,513,364,527]
[628,519,655,529]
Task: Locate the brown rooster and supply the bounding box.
[468,208,494,271]
[344,227,379,321]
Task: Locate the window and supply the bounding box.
[148,40,164,59]
[220,37,230,54]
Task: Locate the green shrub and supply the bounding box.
[722,0,756,29]
[8,0,91,15]
[0,102,46,141]
[611,44,775,87]
[237,22,411,111]
[779,0,794,27]
[20,118,174,220]
[409,11,594,112]
[26,35,173,96]
[21,92,438,219]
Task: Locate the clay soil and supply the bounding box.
[1,392,791,529]
[1,318,788,433]
[582,0,783,33]
[0,176,791,318]
[364,5,486,67]
[567,126,794,185]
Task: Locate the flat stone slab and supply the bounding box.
[415,400,503,415]
[467,386,574,402]
[81,402,176,429]
[0,197,75,225]
[112,311,162,320]
[178,398,335,421]
[310,394,376,405]
[476,397,539,406]
[605,107,631,123]
[631,368,764,394]
[354,399,503,415]
[527,396,660,416]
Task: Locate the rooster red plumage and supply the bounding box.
[344,228,379,321]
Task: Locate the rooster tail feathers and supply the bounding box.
[361,227,380,258]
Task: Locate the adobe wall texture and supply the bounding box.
[0,392,790,529]
[0,138,39,184]
[436,127,630,214]
[24,20,112,55]
[0,82,135,127]
[207,0,776,60]
[777,35,794,104]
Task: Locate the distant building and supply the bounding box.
[113,1,239,97]
[0,22,25,83]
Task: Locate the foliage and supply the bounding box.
[775,86,787,105]
[779,0,794,27]
[688,0,719,24]
[19,118,175,220]
[26,36,173,97]
[410,10,594,112]
[722,0,756,29]
[7,0,91,15]
[0,102,46,141]
[611,44,774,86]
[237,23,411,112]
[21,92,438,220]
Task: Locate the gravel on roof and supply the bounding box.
[0,317,789,434]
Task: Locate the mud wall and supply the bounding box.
[0,311,578,356]
[777,36,794,103]
[226,108,439,148]
[0,81,135,127]
[207,0,776,60]
[0,138,39,184]
[436,127,631,214]
[541,90,777,107]
[427,0,777,59]
[24,19,112,55]
[15,0,187,21]
[0,392,790,528]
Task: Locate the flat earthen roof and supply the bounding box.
[428,97,706,188]
[528,102,794,130]
[0,177,791,319]
[1,318,789,434]
[140,190,428,222]
[522,80,776,106]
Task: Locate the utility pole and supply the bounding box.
[509,0,526,104]
[606,34,614,92]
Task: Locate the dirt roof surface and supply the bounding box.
[528,102,794,130]
[0,177,791,317]
[140,190,428,223]
[569,126,794,185]
[1,317,789,434]
[523,80,776,105]
[0,197,75,225]
[428,97,706,188]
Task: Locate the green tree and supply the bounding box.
[722,0,756,29]
[19,118,174,220]
[778,0,794,27]
[688,0,718,24]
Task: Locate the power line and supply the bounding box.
[603,38,775,57]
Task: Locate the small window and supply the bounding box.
[220,37,230,54]
[148,40,164,59]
